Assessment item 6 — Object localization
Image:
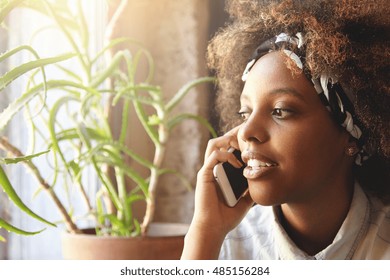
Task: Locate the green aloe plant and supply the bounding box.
[0,0,216,241]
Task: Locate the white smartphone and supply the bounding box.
[213,149,249,207]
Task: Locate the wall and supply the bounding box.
[109,0,212,224]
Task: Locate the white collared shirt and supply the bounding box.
[219,183,390,259]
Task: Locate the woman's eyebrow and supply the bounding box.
[268,87,306,101]
[240,87,307,103]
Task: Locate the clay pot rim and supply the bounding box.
[62,222,190,240]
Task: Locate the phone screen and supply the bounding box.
[222,149,248,199]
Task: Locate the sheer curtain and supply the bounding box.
[0,0,105,260]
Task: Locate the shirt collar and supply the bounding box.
[272,182,370,259]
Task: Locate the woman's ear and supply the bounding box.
[345,137,359,157]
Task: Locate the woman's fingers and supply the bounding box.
[205,150,243,170]
[204,125,242,160]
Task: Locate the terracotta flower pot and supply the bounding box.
[61,223,189,260]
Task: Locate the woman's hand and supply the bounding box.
[181,125,253,259]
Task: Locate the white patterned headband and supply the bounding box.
[242,32,369,165]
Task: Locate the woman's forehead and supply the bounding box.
[241,51,317,101]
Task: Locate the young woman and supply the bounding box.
[181,0,389,259]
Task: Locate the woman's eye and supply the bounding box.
[237,110,250,121]
[272,108,291,119]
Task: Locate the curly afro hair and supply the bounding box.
[207,0,390,200]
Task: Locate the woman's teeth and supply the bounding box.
[247,159,275,168]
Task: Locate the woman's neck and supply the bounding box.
[280,176,355,256]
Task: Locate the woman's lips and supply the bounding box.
[241,151,278,179]
[243,164,277,179]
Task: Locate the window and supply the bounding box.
[0,0,105,259]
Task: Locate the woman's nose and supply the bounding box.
[238,113,268,144]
